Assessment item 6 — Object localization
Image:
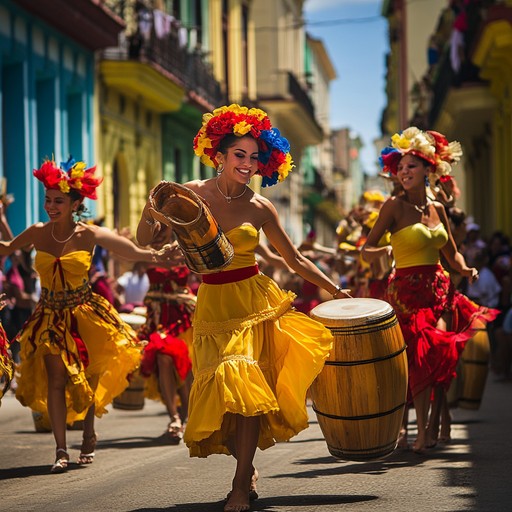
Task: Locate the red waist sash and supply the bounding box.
[202,264,259,284]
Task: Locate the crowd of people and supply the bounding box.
[0,106,510,512]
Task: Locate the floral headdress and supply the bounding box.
[379,126,462,179]
[33,156,102,200]
[193,104,294,187]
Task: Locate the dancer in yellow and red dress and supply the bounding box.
[137,104,344,512]
[0,157,180,473]
[0,309,13,404]
[138,225,195,443]
[363,128,499,453]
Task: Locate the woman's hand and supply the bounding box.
[467,267,479,284]
[151,242,184,266]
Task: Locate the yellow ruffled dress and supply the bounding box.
[184,224,333,457]
[15,250,141,424]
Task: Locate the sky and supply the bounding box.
[303,0,388,175]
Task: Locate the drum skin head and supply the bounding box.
[310,298,393,322]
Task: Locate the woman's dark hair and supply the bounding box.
[67,189,87,219]
[218,134,257,155]
[447,207,466,227]
[68,189,83,202]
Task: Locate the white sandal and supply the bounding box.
[78,433,97,465]
[51,448,69,474]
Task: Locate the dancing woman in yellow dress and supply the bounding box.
[0,157,179,473]
[138,105,345,512]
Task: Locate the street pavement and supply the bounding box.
[1,373,511,512]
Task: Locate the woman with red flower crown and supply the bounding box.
[137,223,195,443]
[362,128,499,454]
[137,104,345,512]
[0,157,180,473]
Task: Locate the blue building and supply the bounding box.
[0,0,123,233]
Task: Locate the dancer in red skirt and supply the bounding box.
[0,315,13,404]
[363,127,499,453]
[138,225,195,443]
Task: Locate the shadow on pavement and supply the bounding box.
[129,493,378,511]
[0,463,86,480]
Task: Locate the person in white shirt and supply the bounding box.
[466,249,501,308]
[116,261,150,310]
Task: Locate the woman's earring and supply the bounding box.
[424,175,430,187]
[247,178,251,185]
[217,164,224,176]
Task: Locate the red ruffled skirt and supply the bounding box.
[140,331,192,382]
[0,323,13,401]
[385,264,499,399]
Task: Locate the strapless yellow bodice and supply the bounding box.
[35,250,91,291]
[391,223,448,268]
[223,224,259,270]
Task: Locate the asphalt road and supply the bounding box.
[1,374,511,512]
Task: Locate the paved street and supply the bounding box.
[1,374,511,512]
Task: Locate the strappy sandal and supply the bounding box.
[78,433,97,465]
[159,415,183,444]
[51,448,69,474]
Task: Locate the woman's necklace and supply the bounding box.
[407,197,431,214]
[215,178,247,204]
[51,223,77,244]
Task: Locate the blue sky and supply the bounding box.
[303,0,388,175]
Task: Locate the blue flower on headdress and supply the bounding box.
[258,128,290,164]
[378,146,398,166]
[60,156,76,172]
[261,173,279,187]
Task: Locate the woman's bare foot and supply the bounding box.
[413,432,426,454]
[439,424,451,444]
[226,468,259,502]
[397,429,409,449]
[224,488,250,512]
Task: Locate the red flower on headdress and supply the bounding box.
[33,157,102,200]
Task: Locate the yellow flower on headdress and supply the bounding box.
[234,121,252,136]
[391,133,411,150]
[74,179,83,189]
[277,153,294,182]
[70,161,86,179]
[58,180,70,194]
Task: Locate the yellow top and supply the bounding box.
[391,223,448,268]
[224,223,259,269]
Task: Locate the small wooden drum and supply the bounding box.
[112,371,146,411]
[148,181,234,274]
[458,324,490,410]
[119,313,147,330]
[309,298,408,461]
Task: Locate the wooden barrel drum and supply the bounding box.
[309,298,408,461]
[458,326,490,410]
[112,371,146,411]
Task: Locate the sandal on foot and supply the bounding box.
[51,449,69,474]
[164,416,183,443]
[78,433,97,465]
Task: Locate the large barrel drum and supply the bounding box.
[458,324,490,410]
[309,298,408,461]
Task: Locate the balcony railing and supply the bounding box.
[287,71,316,119]
[102,31,224,109]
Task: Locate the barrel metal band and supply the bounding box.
[326,312,398,336]
[461,358,488,365]
[328,440,396,456]
[312,401,406,421]
[324,344,406,367]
